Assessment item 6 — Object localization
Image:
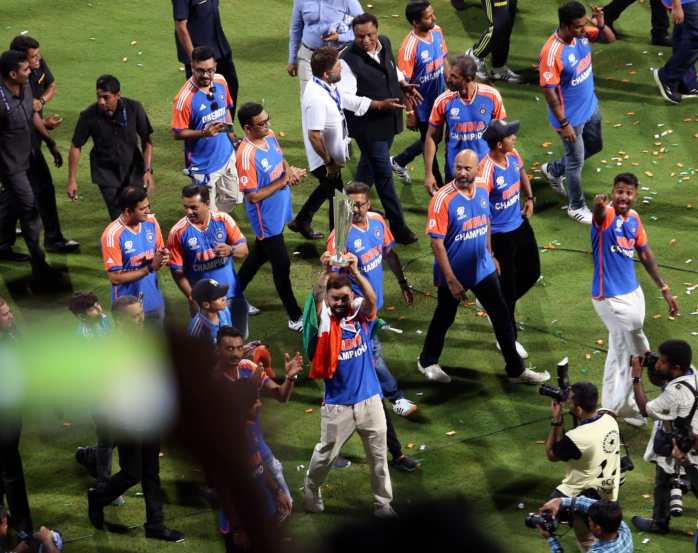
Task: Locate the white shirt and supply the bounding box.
[643,371,698,474]
[338,41,405,117]
[301,78,349,172]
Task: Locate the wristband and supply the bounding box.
[144,166,153,174]
[39,97,46,106]
[632,377,641,384]
[597,24,606,31]
[398,278,408,286]
[559,120,570,129]
[405,110,415,115]
[551,420,563,427]
[660,284,670,292]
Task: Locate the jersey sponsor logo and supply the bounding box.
[199,104,207,111]
[615,218,623,230]
[544,71,553,81]
[261,158,270,170]
[187,237,199,249]
[124,240,134,251]
[568,53,577,66]
[201,107,227,123]
[360,246,382,267]
[449,107,460,118]
[480,197,488,209]
[192,256,227,272]
[575,53,592,75]
[496,175,506,188]
[240,176,249,185]
[146,232,154,242]
[338,332,368,361]
[353,238,363,251]
[494,192,520,211]
[454,225,487,241]
[420,50,430,61]
[216,230,225,241]
[570,64,593,87]
[456,206,466,218]
[428,218,437,228]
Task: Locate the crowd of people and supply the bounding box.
[1,0,698,551]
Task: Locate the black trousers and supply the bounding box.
[653,463,698,525]
[83,417,116,488]
[393,121,444,188]
[237,233,302,321]
[91,441,165,528]
[5,148,65,246]
[0,171,46,267]
[186,53,239,120]
[295,166,344,231]
[0,420,33,541]
[603,0,669,39]
[383,403,403,460]
[490,219,540,339]
[472,0,518,68]
[419,272,524,377]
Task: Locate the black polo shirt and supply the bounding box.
[29,59,54,102]
[71,97,153,189]
[0,82,34,177]
[173,0,231,63]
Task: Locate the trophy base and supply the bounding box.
[331,257,349,268]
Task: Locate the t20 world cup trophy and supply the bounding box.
[331,191,354,267]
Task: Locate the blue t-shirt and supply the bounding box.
[426,183,495,289]
[187,307,233,344]
[237,132,293,239]
[323,302,382,406]
[478,150,525,234]
[100,215,165,314]
[168,211,246,299]
[171,74,234,174]
[326,212,395,311]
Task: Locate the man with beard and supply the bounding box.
[168,184,249,334]
[417,149,549,385]
[423,56,505,195]
[303,253,396,518]
[591,173,678,427]
[68,75,154,221]
[172,46,240,213]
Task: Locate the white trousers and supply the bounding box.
[189,149,241,212]
[305,394,393,508]
[592,286,650,419]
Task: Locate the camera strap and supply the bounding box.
[672,375,698,430]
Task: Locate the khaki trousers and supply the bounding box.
[306,393,392,508]
[189,149,241,212]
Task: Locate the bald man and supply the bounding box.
[417,150,549,384]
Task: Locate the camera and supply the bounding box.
[525,511,558,533]
[539,358,570,403]
[619,444,634,486]
[643,351,659,370]
[669,477,690,517]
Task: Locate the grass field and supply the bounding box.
[2,0,698,551]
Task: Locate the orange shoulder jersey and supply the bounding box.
[478,149,525,234]
[100,214,165,313]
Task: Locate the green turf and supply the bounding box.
[2,0,698,551]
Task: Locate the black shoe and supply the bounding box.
[653,68,681,104]
[87,488,104,529]
[45,239,80,253]
[145,525,185,542]
[390,455,420,473]
[75,447,98,478]
[680,88,698,99]
[0,248,31,262]
[287,218,323,240]
[32,263,63,283]
[393,228,418,245]
[651,35,672,47]
[631,516,669,534]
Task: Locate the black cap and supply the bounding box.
[192,278,229,304]
[482,119,520,143]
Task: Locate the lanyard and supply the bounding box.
[0,84,13,112]
[313,77,347,138]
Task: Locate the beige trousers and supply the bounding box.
[189,149,241,212]
[306,393,393,508]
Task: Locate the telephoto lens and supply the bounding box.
[669,478,686,517]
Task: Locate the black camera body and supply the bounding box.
[539,358,570,403]
[525,512,558,533]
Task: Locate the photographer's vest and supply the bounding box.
[341,36,404,142]
[558,413,621,501]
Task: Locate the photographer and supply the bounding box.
[537,496,632,553]
[630,339,698,534]
[545,382,621,551]
[0,507,62,552]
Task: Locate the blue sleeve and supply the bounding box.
[564,495,595,514]
[288,0,304,64]
[336,0,363,43]
[548,536,564,553]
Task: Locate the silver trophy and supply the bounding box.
[332,192,355,267]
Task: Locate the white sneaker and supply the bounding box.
[509,368,551,384]
[393,398,417,417]
[567,205,592,225]
[466,48,488,81]
[496,340,529,359]
[489,65,522,84]
[390,157,411,184]
[374,504,398,518]
[303,477,324,513]
[541,163,567,197]
[417,359,451,383]
[247,303,260,316]
[623,416,647,428]
[288,317,303,332]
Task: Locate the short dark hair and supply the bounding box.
[0,50,28,79]
[68,292,100,316]
[9,35,40,52]
[117,185,148,212]
[613,172,638,189]
[659,339,693,370]
[588,500,623,534]
[450,55,477,81]
[237,102,264,128]
[217,325,243,345]
[96,74,120,94]
[405,1,431,25]
[559,1,586,26]
[311,46,339,77]
[191,46,215,64]
[112,295,140,317]
[182,184,210,204]
[344,181,370,196]
[570,382,598,412]
[326,272,353,292]
[352,12,379,29]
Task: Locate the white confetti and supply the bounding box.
[20,30,28,35]
[687,259,694,264]
[517,502,525,510]
[418,444,427,451]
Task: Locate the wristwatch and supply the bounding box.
[632,377,641,384]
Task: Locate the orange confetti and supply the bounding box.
[304,408,314,414]
[397,315,406,321]
[63,421,72,428]
[535,440,545,445]
[644,171,654,177]
[596,339,605,346]
[669,239,677,245]
[688,204,694,209]
[446,430,457,436]
[541,141,552,148]
[653,314,662,320]
[406,442,414,449]
[628,70,636,75]
[625,111,636,116]
[386,305,396,311]
[613,123,623,128]
[476,310,487,318]
[278,131,286,137]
